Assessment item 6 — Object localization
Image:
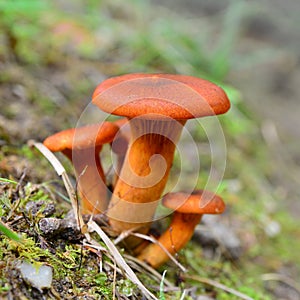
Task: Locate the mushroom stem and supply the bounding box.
[108,118,186,246]
[43,122,119,214]
[59,146,107,213]
[72,146,107,214]
[137,190,225,268]
[137,212,201,268]
[52,143,108,214]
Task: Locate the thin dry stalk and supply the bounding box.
[82,240,108,253]
[261,273,300,295]
[184,274,254,300]
[114,227,141,245]
[112,260,117,300]
[88,220,158,300]
[29,140,84,230]
[123,254,174,288]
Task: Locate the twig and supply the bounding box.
[114,227,141,245]
[112,260,117,300]
[104,260,124,277]
[261,273,300,295]
[88,220,158,300]
[15,168,27,197]
[123,254,174,288]
[179,289,186,300]
[29,140,84,231]
[183,274,254,300]
[82,241,107,253]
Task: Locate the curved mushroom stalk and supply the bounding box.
[108,117,185,240]
[92,73,230,248]
[43,122,119,214]
[137,212,201,268]
[72,145,106,214]
[137,190,225,268]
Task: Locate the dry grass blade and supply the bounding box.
[29,140,84,230]
[88,220,158,300]
[261,273,300,295]
[123,254,174,288]
[112,260,117,300]
[82,241,107,253]
[184,274,254,300]
[29,140,65,175]
[114,227,139,245]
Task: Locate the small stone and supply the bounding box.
[196,296,215,300]
[39,212,82,240]
[39,217,61,235]
[18,261,53,291]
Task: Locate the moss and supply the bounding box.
[0,180,115,298]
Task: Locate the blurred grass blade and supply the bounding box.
[0,178,18,185]
[159,270,167,300]
[0,220,22,242]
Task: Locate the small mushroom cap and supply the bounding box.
[162,190,225,214]
[43,122,119,152]
[92,73,230,120]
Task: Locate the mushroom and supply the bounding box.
[137,190,225,268]
[43,122,119,213]
[92,73,230,247]
[110,118,130,187]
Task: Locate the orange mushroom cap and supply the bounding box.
[162,190,225,215]
[43,122,119,152]
[92,73,230,120]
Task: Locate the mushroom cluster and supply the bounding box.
[43,73,230,268]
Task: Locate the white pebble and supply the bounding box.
[18,261,53,291]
